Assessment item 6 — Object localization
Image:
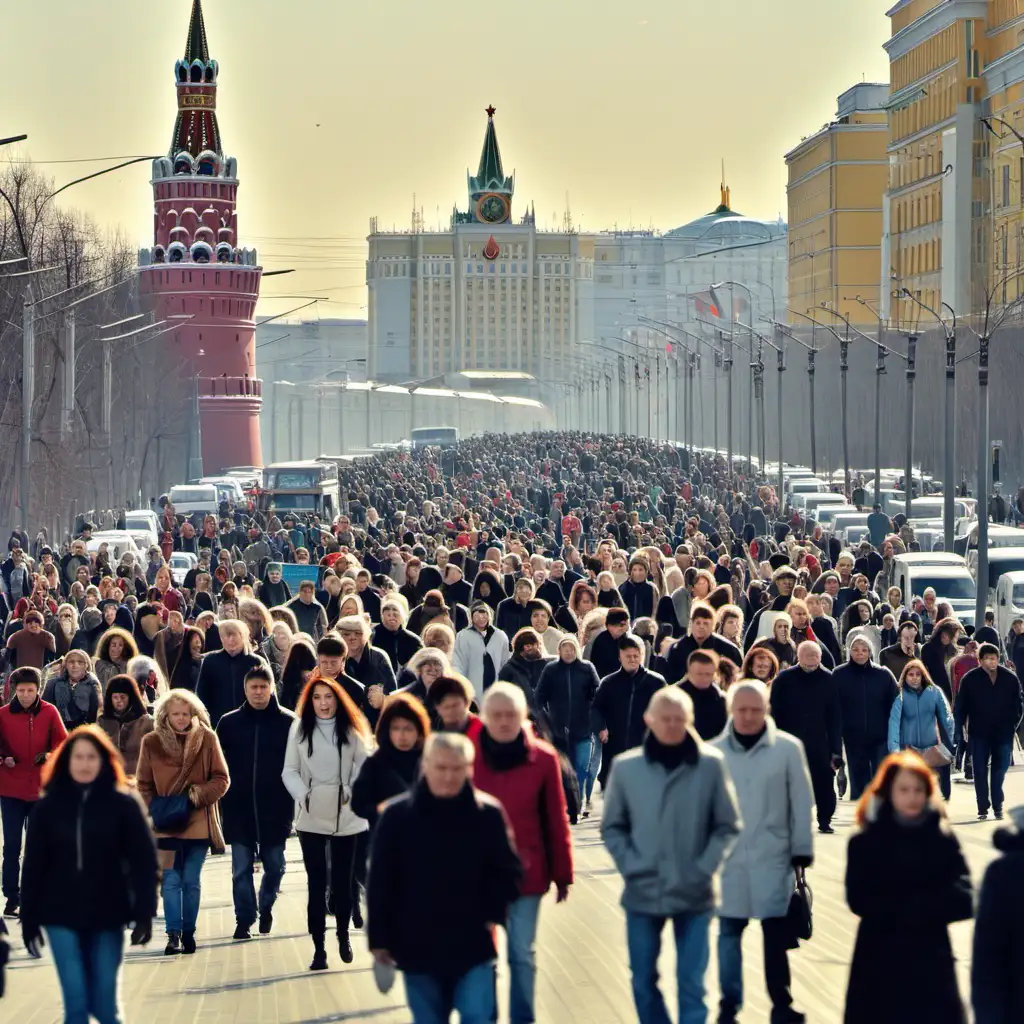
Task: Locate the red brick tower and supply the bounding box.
[139,0,263,473]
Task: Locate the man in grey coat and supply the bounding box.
[712,680,814,1024]
[602,687,742,1024]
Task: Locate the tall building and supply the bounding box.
[138,0,264,473]
[366,107,595,382]
[785,83,889,325]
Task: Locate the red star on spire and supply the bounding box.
[485,105,496,118]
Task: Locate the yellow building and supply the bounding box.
[785,83,889,325]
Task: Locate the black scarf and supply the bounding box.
[643,731,698,770]
[478,626,497,691]
[480,729,529,771]
[733,723,766,750]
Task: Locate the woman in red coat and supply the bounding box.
[0,667,68,916]
[472,682,573,1024]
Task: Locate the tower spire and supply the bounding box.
[184,0,209,62]
[469,105,514,195]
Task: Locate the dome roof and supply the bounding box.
[665,185,784,242]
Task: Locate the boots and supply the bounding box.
[164,931,181,955]
[309,932,328,971]
[338,930,353,964]
[182,931,197,955]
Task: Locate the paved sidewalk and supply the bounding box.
[4,768,1021,1022]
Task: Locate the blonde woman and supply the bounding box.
[136,688,230,955]
[41,649,103,730]
[238,597,274,647]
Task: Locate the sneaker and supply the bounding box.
[232,923,252,940]
[258,911,273,935]
[581,800,591,819]
[182,931,197,955]
[338,931,353,964]
[164,931,181,955]
[818,823,835,834]
[994,808,1004,820]
[2,898,19,918]
[978,811,989,820]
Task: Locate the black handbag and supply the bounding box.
[786,867,813,944]
[149,793,191,833]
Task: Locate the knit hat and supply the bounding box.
[267,562,283,573]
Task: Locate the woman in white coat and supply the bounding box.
[451,601,511,698]
[711,680,815,1024]
[282,674,371,971]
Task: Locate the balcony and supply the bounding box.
[198,375,263,398]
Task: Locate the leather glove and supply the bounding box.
[33,752,48,765]
[791,855,814,869]
[130,920,152,946]
[21,920,44,959]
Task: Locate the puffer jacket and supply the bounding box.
[834,659,899,748]
[888,682,954,753]
[0,698,67,801]
[534,656,601,747]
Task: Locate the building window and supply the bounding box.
[1003,164,1012,207]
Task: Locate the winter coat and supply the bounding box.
[585,628,626,680]
[0,698,68,801]
[20,781,158,933]
[216,696,296,848]
[95,657,128,691]
[844,808,972,1024]
[367,780,521,979]
[769,665,843,765]
[281,717,368,837]
[679,680,728,740]
[834,660,899,748]
[41,672,103,731]
[590,666,666,763]
[618,579,657,621]
[452,625,511,698]
[601,734,741,915]
[954,666,1024,745]
[285,596,328,639]
[534,656,601,748]
[972,817,1024,1024]
[136,721,230,850]
[344,645,398,728]
[711,719,814,919]
[664,633,743,684]
[879,642,920,681]
[497,654,552,710]
[888,682,954,752]
[97,712,154,776]
[350,745,422,828]
[471,730,574,896]
[495,597,532,640]
[195,649,265,728]
[371,623,423,673]
[921,634,955,702]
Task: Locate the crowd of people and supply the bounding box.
[0,430,1021,1023]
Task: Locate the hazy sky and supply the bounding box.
[7,0,890,316]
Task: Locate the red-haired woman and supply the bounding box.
[282,675,371,971]
[20,726,158,1023]
[843,751,973,1024]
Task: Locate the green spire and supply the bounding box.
[184,0,210,62]
[468,105,513,195]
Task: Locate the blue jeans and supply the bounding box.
[45,927,124,1024]
[162,840,208,934]
[625,910,710,1024]
[971,737,1013,813]
[0,795,32,900]
[571,739,593,802]
[585,735,602,801]
[506,895,542,1023]
[404,959,497,1023]
[231,842,286,926]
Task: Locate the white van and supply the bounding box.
[976,547,1024,608]
[962,524,1024,573]
[803,493,849,519]
[788,477,828,498]
[87,531,142,564]
[815,505,858,530]
[124,509,159,551]
[168,483,219,516]
[890,553,976,627]
[995,570,1024,640]
[829,511,870,536]
[198,477,245,506]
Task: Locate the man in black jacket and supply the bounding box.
[955,643,1024,819]
[194,621,265,728]
[664,603,742,684]
[371,598,423,673]
[833,635,898,800]
[591,634,666,786]
[586,608,631,680]
[336,615,397,729]
[497,628,553,711]
[368,732,521,1021]
[770,642,843,834]
[496,578,536,640]
[677,649,727,740]
[216,666,296,939]
[618,557,657,623]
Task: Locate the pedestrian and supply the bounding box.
[497,627,553,710]
[972,804,1024,1023]
[136,688,230,955]
[396,647,451,726]
[0,667,68,917]
[97,674,155,776]
[677,649,728,740]
[472,683,573,1024]
[42,649,103,730]
[954,642,1024,820]
[279,636,317,711]
[888,659,955,800]
[740,645,781,687]
[664,602,743,684]
[712,680,814,1024]
[4,609,56,671]
[591,633,666,786]
[169,626,206,692]
[844,751,972,1024]
[451,601,511,699]
[430,674,485,740]
[833,635,899,800]
[19,726,158,1023]
[194,619,264,727]
[367,732,521,1023]
[602,687,741,1024]
[769,641,843,834]
[282,674,371,971]
[585,606,631,680]
[216,665,296,940]
[372,596,423,673]
[351,692,430,831]
[286,580,329,640]
[878,619,920,680]
[921,616,959,702]
[335,614,397,728]
[93,628,138,690]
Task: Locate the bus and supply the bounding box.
[411,426,459,451]
[259,460,340,518]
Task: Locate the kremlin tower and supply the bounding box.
[139,0,263,473]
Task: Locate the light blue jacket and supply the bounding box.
[888,683,954,753]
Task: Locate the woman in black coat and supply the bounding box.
[351,693,429,830]
[921,617,960,703]
[844,751,973,1024]
[20,726,158,1022]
